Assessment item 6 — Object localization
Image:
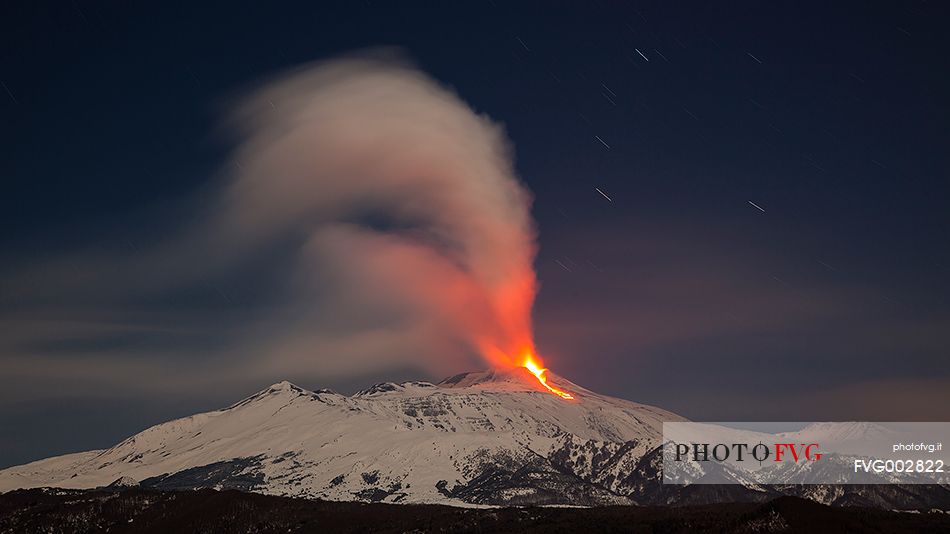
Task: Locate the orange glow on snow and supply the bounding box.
[478,341,575,400]
[521,353,574,400]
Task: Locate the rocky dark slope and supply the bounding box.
[2,488,950,534]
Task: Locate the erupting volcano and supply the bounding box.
[208,57,580,401]
[479,344,575,400]
[0,368,686,507]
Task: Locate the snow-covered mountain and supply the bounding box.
[0,368,680,505]
[2,370,947,509]
[776,421,896,443]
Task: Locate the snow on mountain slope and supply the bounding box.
[776,421,896,443]
[0,368,683,505]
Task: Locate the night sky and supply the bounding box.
[2,1,949,468]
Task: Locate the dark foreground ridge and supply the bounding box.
[2,488,949,533]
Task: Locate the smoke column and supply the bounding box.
[217,53,539,371]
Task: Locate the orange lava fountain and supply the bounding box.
[480,343,575,401]
[521,352,574,400]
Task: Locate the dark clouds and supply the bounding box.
[534,217,950,421]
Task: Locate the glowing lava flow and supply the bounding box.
[522,354,574,400]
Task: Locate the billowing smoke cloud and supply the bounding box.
[0,52,540,390]
[214,54,539,372]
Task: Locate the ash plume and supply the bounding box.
[216,54,539,372]
[0,52,540,390]
[220,58,535,372]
